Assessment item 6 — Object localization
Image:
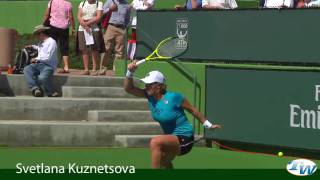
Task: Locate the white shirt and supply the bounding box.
[78,1,103,31]
[264,0,294,8]
[131,0,154,27]
[202,0,238,9]
[32,37,58,70]
[305,0,320,7]
[132,0,155,10]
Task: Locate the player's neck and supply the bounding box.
[154,93,163,101]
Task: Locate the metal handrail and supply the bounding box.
[171,58,201,135]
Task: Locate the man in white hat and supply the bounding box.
[23,25,58,97]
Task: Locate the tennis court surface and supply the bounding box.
[1,147,317,169]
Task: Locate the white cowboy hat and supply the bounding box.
[33,25,50,34]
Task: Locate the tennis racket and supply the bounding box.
[135,37,187,66]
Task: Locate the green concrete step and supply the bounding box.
[87,110,152,122]
[0,97,148,120]
[0,121,162,147]
[62,86,137,98]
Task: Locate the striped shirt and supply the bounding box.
[103,0,131,26]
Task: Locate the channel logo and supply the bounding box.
[287,159,317,176]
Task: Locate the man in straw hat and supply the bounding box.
[23,25,58,97]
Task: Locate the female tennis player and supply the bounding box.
[124,61,221,169]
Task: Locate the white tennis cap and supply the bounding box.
[140,71,166,84]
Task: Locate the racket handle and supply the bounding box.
[136,59,146,66]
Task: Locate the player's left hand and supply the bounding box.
[211,124,222,129]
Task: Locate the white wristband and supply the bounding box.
[126,70,134,78]
[203,120,213,129]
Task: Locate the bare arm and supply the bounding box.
[181,98,221,129]
[202,5,224,9]
[202,5,210,9]
[77,8,86,27]
[43,8,50,24]
[124,61,146,98]
[85,10,103,26]
[296,0,305,8]
[69,8,76,35]
[191,0,198,9]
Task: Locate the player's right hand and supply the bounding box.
[127,60,138,72]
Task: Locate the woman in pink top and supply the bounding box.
[43,0,75,73]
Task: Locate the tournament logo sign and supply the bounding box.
[176,18,188,49]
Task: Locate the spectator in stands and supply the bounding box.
[263,0,295,8]
[202,0,238,9]
[126,0,155,61]
[131,0,155,29]
[77,0,104,76]
[100,0,131,74]
[296,0,305,7]
[259,0,266,8]
[43,0,75,74]
[24,25,58,97]
[175,0,202,10]
[296,0,320,7]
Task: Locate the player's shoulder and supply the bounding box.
[166,91,184,98]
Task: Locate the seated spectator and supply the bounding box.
[263,0,295,8]
[306,0,320,6]
[24,25,58,97]
[175,0,202,10]
[131,0,154,29]
[202,0,238,9]
[297,0,320,7]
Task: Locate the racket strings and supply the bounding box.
[157,38,187,58]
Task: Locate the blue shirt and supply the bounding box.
[146,91,194,137]
[186,0,202,10]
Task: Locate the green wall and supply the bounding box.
[205,66,320,151]
[0,1,80,34]
[137,9,320,64]
[114,60,206,133]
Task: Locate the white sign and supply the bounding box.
[176,18,188,49]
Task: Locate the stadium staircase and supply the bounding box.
[0,74,162,147]
[0,74,204,147]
